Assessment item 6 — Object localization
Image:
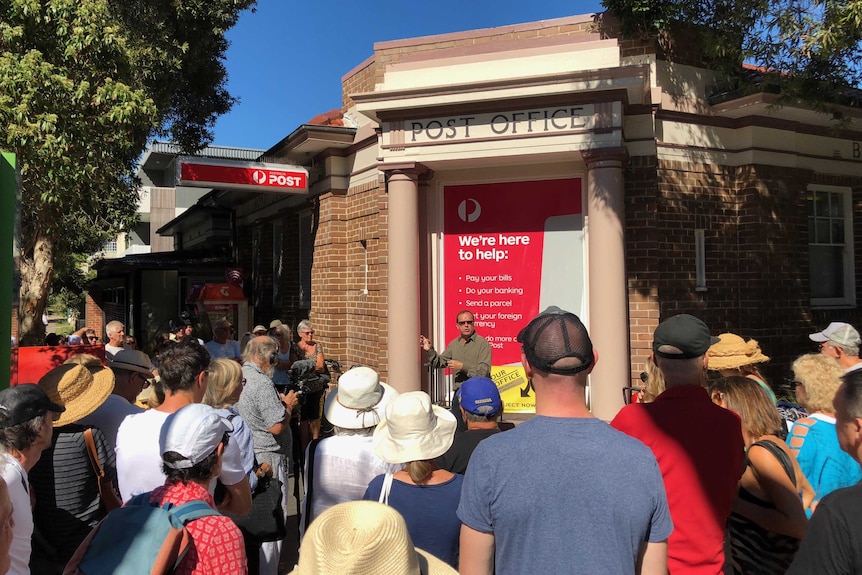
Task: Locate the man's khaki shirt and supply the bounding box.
[426,333,492,384]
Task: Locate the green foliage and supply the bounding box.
[50,252,93,314]
[602,0,862,109]
[0,0,256,338]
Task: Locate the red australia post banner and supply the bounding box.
[443,179,584,412]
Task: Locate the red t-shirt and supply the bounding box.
[148,481,247,575]
[612,385,745,575]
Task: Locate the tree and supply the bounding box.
[0,0,256,344]
[601,0,862,112]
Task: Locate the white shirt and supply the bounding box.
[301,434,402,533]
[78,394,143,451]
[115,407,246,502]
[1,454,32,575]
[104,343,126,357]
[205,340,242,360]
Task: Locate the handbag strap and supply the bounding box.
[378,472,394,506]
[83,428,106,479]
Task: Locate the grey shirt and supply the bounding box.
[236,361,289,456]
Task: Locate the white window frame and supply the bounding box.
[808,184,855,308]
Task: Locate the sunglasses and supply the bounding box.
[458,320,474,326]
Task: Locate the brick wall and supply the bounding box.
[312,178,389,378]
[85,292,104,338]
[625,155,661,381]
[627,157,862,395]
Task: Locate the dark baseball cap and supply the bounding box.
[0,384,65,428]
[458,377,503,416]
[653,314,719,359]
[517,306,594,375]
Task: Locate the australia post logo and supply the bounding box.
[179,159,308,193]
[250,169,304,188]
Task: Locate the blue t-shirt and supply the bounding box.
[458,416,673,575]
[364,473,463,567]
[789,416,862,509]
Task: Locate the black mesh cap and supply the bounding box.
[517,306,594,375]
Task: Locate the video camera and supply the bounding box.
[274,359,329,404]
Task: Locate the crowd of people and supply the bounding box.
[1,310,862,574]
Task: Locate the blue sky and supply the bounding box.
[211,0,606,150]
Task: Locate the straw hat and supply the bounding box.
[324,367,397,430]
[708,333,770,371]
[290,500,456,575]
[373,391,457,464]
[37,364,113,426]
[63,353,116,391]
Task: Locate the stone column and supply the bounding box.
[385,166,424,392]
[583,147,629,421]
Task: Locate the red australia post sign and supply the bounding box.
[443,179,584,412]
[177,158,308,193]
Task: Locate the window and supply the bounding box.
[104,239,118,252]
[273,221,283,307]
[298,211,313,309]
[808,185,855,307]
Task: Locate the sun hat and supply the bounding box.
[0,384,65,429]
[63,353,117,392]
[373,391,456,464]
[809,322,854,343]
[517,306,594,374]
[324,367,397,430]
[253,325,268,335]
[37,364,113,426]
[159,403,233,469]
[269,319,283,329]
[653,314,719,359]
[290,500,456,575]
[707,333,770,370]
[457,376,502,416]
[108,349,155,376]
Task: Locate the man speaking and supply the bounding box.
[420,309,492,385]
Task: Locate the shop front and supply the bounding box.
[351,32,642,419]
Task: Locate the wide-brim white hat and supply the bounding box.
[373,391,457,464]
[290,501,456,575]
[324,367,398,430]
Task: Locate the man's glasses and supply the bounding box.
[87,336,100,342]
[622,386,644,405]
[134,372,154,388]
[458,320,474,326]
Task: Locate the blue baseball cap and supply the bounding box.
[458,376,502,416]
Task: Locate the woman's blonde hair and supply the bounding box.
[710,376,782,438]
[792,353,844,413]
[641,356,665,403]
[203,358,243,408]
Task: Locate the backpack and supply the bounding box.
[63,493,220,575]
